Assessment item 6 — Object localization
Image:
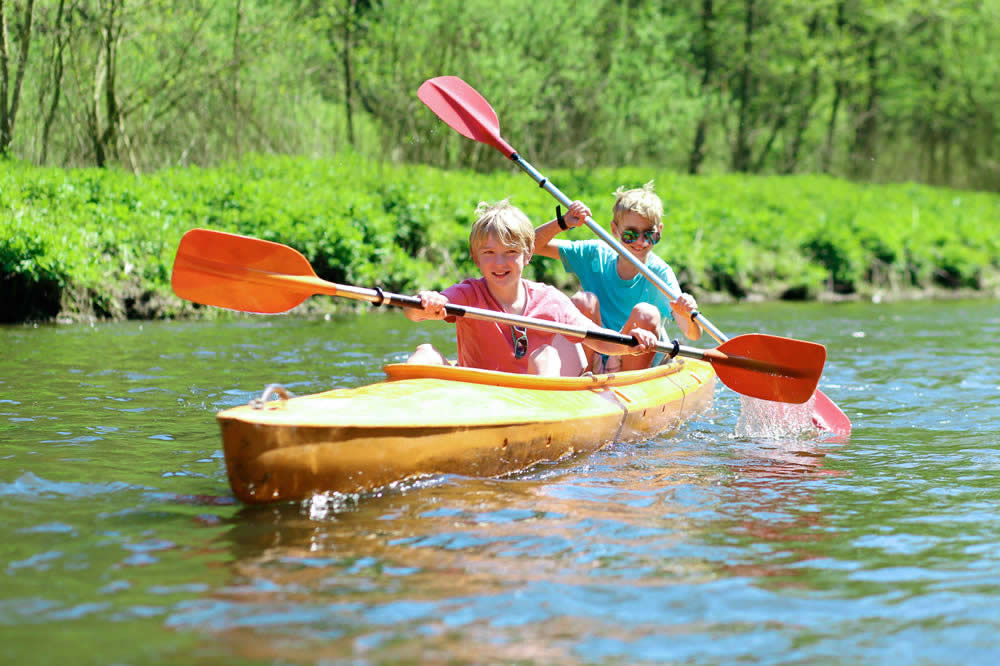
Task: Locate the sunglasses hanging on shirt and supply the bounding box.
[511,325,528,359]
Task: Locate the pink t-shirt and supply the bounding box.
[442,278,595,373]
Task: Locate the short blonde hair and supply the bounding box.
[613,180,663,227]
[468,199,535,256]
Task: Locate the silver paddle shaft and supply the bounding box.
[510,154,729,344]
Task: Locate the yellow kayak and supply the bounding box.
[217,359,716,504]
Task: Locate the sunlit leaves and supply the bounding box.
[3,156,997,322]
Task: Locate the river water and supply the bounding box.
[2,299,998,665]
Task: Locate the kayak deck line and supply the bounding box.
[381,359,697,391]
[216,358,717,504]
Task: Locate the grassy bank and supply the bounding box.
[2,154,998,324]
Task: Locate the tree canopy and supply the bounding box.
[2,0,998,190]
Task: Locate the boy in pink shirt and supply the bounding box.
[406,200,657,376]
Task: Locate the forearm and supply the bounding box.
[533,220,564,259]
[535,200,590,259]
[584,338,639,357]
[679,316,702,341]
[670,300,703,341]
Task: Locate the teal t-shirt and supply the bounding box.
[558,240,679,332]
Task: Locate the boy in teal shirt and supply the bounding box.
[533,181,702,372]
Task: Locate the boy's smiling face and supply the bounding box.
[472,231,530,290]
[612,211,662,263]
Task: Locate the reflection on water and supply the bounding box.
[190,422,848,663]
[3,300,1000,664]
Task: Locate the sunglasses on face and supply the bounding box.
[511,325,528,359]
[620,228,661,246]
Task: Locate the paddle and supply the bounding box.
[418,75,851,434]
[171,228,826,404]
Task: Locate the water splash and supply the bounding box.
[735,393,818,439]
[303,491,361,520]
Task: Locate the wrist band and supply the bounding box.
[556,206,568,230]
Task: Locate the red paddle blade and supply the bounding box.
[811,389,852,435]
[418,76,516,157]
[171,229,318,314]
[710,334,826,404]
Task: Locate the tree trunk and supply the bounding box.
[783,13,822,173]
[784,65,820,173]
[232,0,242,157]
[688,0,714,174]
[101,0,121,163]
[849,35,879,180]
[39,0,67,165]
[0,0,9,154]
[821,0,847,173]
[731,0,754,172]
[342,0,357,148]
[87,0,123,168]
[0,0,36,157]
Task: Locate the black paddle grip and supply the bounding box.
[584,329,639,347]
[384,292,471,319]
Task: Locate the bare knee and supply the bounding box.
[528,335,586,377]
[623,302,661,334]
[407,343,447,365]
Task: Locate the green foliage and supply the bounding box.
[2,157,998,322]
[5,0,999,189]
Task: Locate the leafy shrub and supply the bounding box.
[1,156,998,322]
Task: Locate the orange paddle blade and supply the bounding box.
[418,76,516,157]
[171,229,332,313]
[709,334,826,404]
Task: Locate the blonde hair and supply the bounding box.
[468,199,535,256]
[612,180,663,227]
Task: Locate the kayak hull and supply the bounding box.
[217,359,716,504]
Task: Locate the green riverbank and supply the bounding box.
[2,154,998,324]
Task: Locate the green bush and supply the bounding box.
[1,156,998,323]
